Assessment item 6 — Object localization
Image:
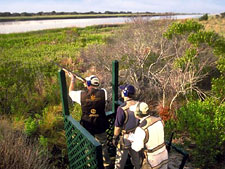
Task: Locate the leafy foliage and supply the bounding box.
[212,77,225,101]
[0,119,55,169]
[164,20,225,106]
[173,48,197,69]
[165,19,225,168]
[0,26,114,117]
[24,116,38,136]
[0,25,116,168]
[164,20,204,39]
[199,14,208,21]
[166,99,225,168]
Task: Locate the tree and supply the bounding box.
[162,20,219,108]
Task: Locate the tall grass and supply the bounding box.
[0,25,119,117]
[0,24,120,168]
[200,16,225,37]
[0,119,55,169]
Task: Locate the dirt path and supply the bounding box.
[168,150,194,169]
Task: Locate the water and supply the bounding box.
[0,15,201,34]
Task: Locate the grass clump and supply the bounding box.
[0,118,56,169]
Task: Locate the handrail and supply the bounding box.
[58,69,104,169]
[166,132,189,169]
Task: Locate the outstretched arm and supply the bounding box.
[65,71,75,92]
[69,77,75,92]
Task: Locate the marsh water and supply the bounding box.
[0,14,201,34]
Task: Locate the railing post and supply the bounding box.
[179,153,189,169]
[167,132,174,153]
[58,69,70,116]
[112,60,119,114]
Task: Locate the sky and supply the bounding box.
[0,0,224,14]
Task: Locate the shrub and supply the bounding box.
[199,14,208,21]
[81,19,220,110]
[0,119,55,169]
[24,116,38,136]
[39,135,49,156]
[211,42,225,102]
[164,18,225,168]
[221,12,225,18]
[165,99,225,168]
[0,58,60,116]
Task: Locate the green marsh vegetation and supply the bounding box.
[0,25,120,168]
[0,119,56,169]
[0,14,225,168]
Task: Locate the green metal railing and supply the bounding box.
[58,61,119,169]
[64,115,103,169]
[166,132,189,169]
[106,60,119,155]
[58,69,104,169]
[112,60,119,114]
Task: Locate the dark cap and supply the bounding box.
[119,84,135,95]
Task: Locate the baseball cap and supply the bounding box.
[131,102,149,117]
[119,84,135,95]
[138,102,149,114]
[85,75,100,86]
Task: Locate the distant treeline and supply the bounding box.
[0,11,182,17]
[219,12,225,17]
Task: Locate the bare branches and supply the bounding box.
[79,19,218,109]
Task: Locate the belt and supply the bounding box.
[144,143,165,153]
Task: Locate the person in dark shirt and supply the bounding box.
[66,72,112,168]
[113,84,141,169]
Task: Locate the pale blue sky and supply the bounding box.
[0,0,224,14]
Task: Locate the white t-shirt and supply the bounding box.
[69,88,107,105]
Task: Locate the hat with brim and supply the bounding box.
[85,75,100,86]
[119,84,135,95]
[131,102,150,118]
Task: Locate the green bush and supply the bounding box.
[212,48,225,101]
[0,25,114,117]
[164,20,204,39]
[0,58,60,116]
[221,12,225,18]
[199,14,208,21]
[166,99,225,168]
[24,117,38,136]
[39,135,48,147]
[164,19,225,168]
[0,119,55,169]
